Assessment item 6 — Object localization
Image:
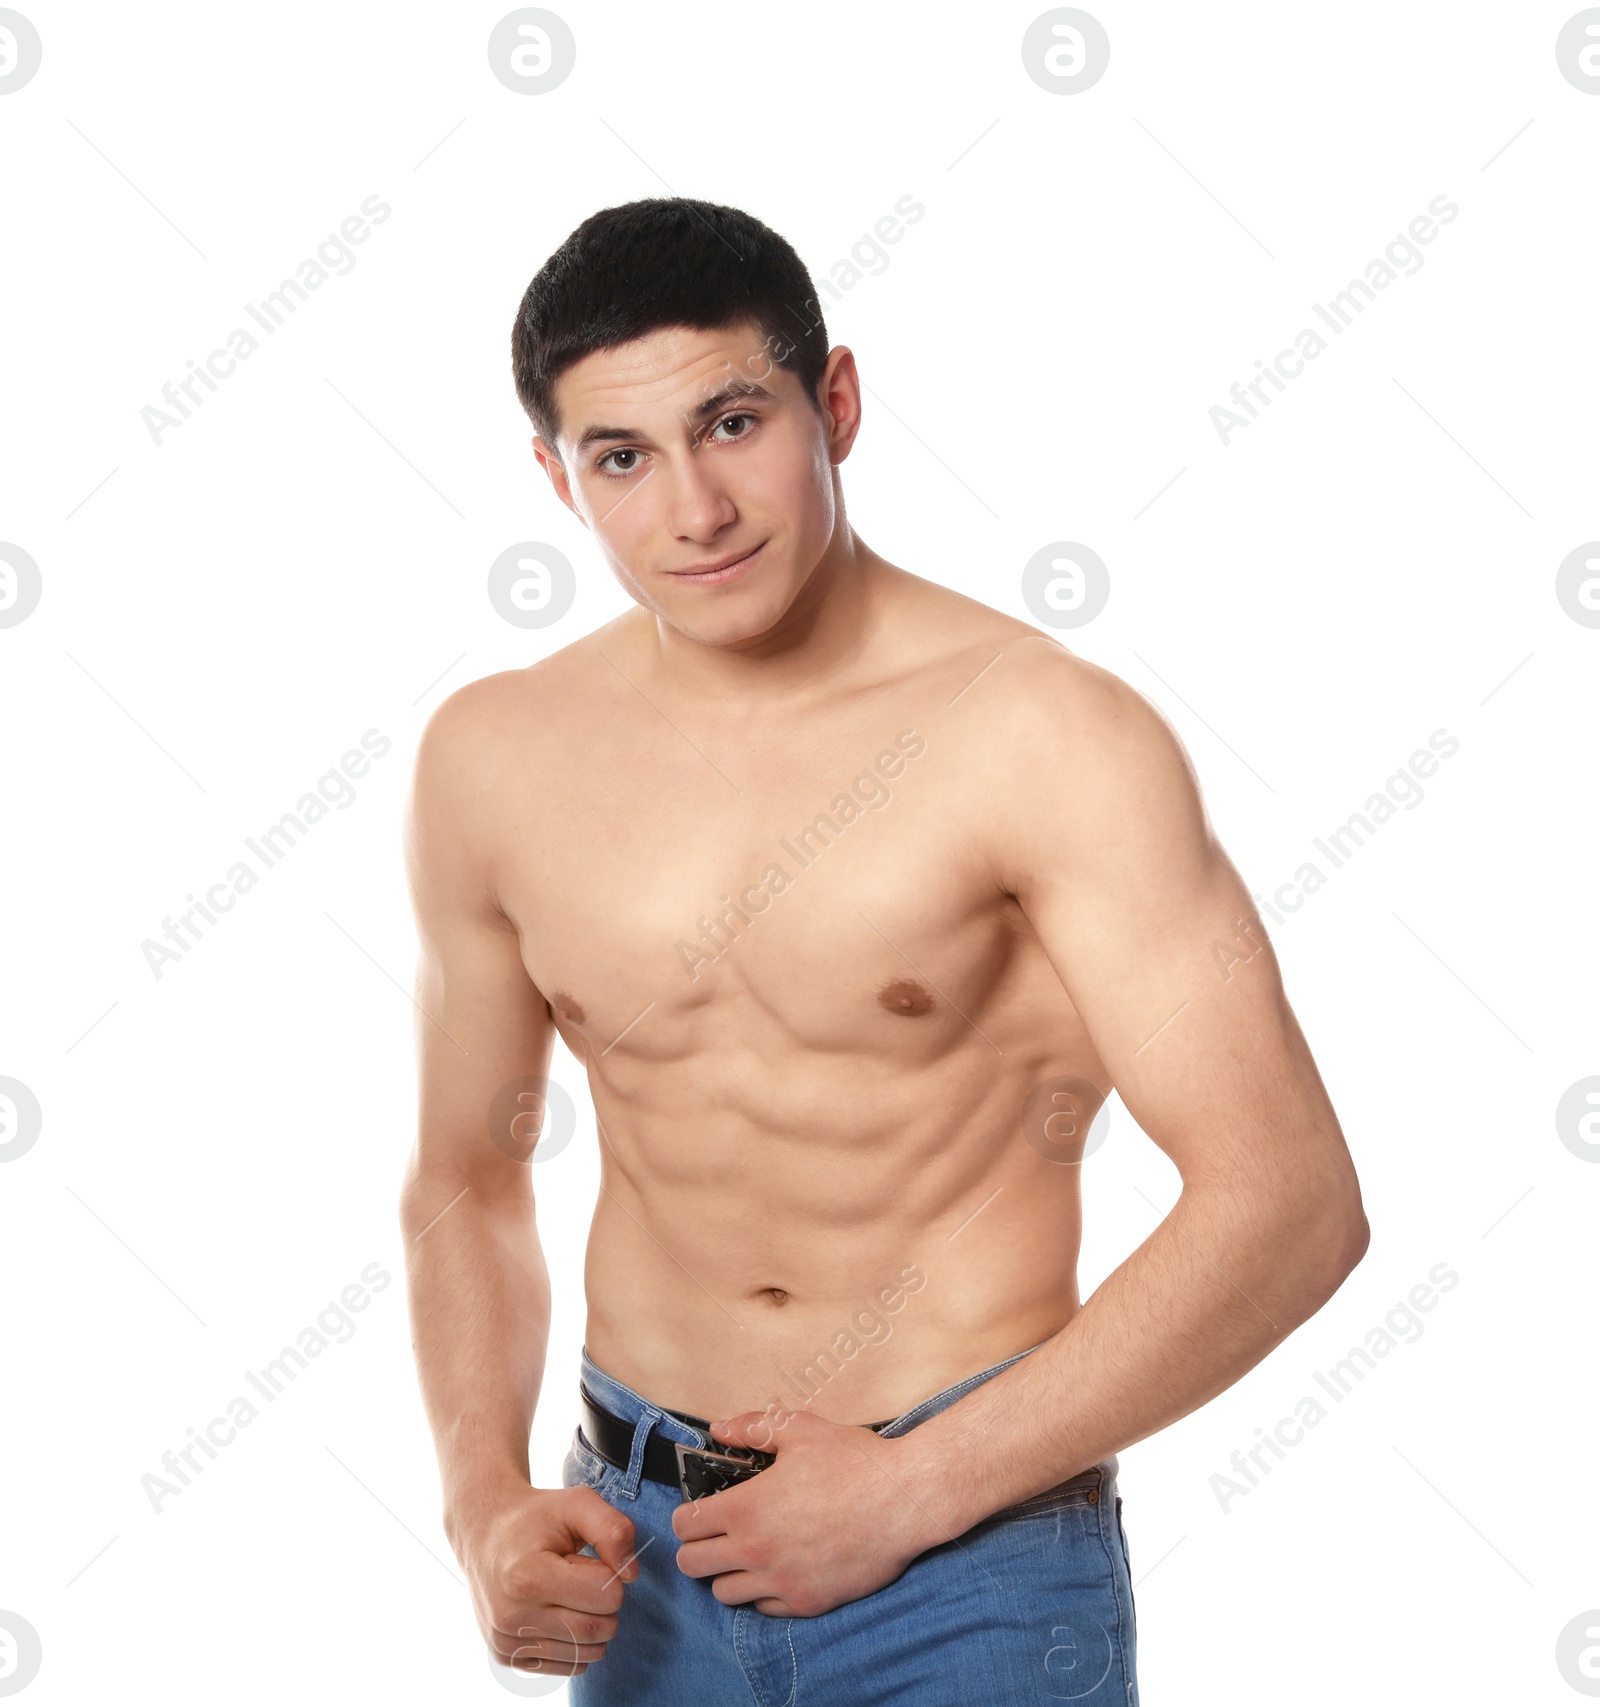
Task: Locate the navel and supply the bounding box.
[877,978,935,1017]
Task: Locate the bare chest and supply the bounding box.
[494,711,1021,1062]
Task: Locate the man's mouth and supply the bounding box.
[666,541,766,586]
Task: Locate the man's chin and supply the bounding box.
[656,596,794,650]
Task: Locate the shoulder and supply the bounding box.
[876,569,1198,817]
[884,569,1164,744]
[983,635,1186,766]
[405,623,636,913]
[411,617,632,793]
[957,635,1215,893]
[889,557,1181,769]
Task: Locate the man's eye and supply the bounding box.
[596,414,755,478]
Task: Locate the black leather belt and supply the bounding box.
[579,1382,895,1501]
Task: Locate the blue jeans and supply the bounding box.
[563,1341,1139,1705]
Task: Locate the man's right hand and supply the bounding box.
[455,1481,641,1679]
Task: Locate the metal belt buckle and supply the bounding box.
[672,1439,770,1501]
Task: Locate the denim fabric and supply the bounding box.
[562,1340,1139,1705]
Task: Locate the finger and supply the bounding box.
[671,1483,746,1541]
[510,1564,623,1631]
[708,1410,780,1451]
[708,1568,772,1608]
[559,1487,641,1585]
[492,1603,616,1649]
[493,1629,607,1668]
[555,1545,637,1603]
[587,1518,645,1587]
[544,1540,639,1613]
[673,1534,745,1580]
[501,1621,609,1667]
[496,1647,590,1678]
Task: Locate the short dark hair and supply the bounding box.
[510,197,831,453]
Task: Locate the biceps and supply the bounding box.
[412,908,557,1190]
[1028,844,1338,1183]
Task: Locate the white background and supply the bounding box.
[1,3,1596,1702]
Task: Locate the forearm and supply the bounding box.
[400,1170,552,1550]
[890,1181,1367,1546]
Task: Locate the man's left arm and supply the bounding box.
[884,644,1371,1543]
[677,643,1369,1613]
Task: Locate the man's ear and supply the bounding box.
[531,434,587,527]
[817,345,864,466]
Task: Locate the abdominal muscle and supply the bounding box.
[573,1049,1087,1425]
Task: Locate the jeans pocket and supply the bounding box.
[563,1425,614,1493]
[993,1465,1104,1521]
[1117,1494,1137,1635]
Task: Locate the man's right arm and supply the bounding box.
[399,680,636,1677]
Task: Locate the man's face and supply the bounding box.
[536,321,855,648]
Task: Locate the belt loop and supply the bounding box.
[616,1410,658,1502]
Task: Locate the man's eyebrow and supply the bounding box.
[690,379,778,421]
[572,380,779,454]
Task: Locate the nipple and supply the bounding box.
[878,979,935,1017]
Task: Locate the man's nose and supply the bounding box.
[664,453,738,541]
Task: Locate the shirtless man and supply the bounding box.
[400,197,1368,1704]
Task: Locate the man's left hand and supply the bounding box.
[670,1409,942,1617]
